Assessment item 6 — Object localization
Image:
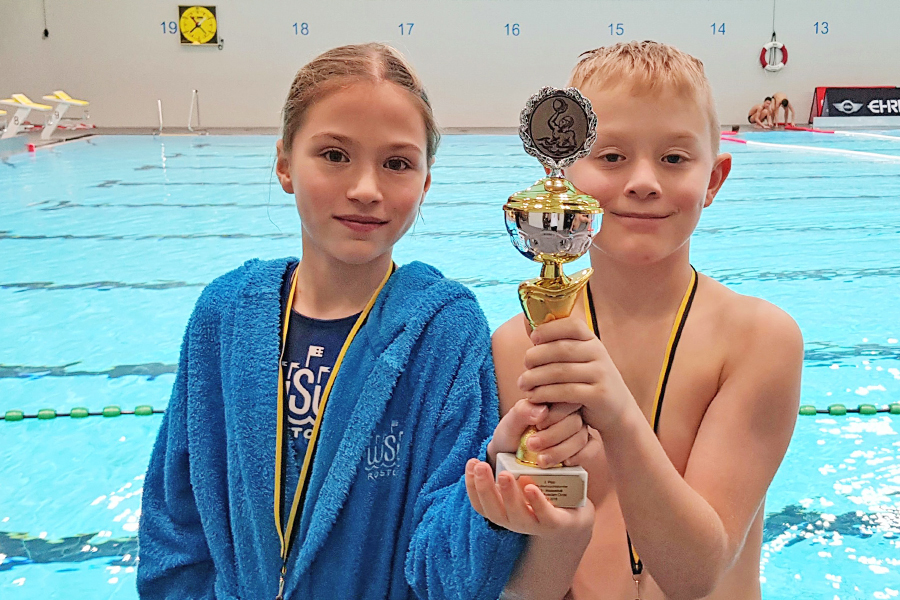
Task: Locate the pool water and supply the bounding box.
[1,132,899,599]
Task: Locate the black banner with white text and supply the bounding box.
[816,87,900,118]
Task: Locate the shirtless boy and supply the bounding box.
[748,97,773,128]
[467,41,803,600]
[771,92,795,126]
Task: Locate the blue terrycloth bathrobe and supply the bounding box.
[137,258,525,600]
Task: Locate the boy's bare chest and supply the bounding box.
[595,322,723,475]
[574,328,727,599]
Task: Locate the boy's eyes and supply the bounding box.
[595,152,687,165]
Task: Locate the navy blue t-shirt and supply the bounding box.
[281,301,359,457]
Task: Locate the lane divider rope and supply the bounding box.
[799,403,900,416]
[721,132,900,162]
[1,405,164,421]
[2,403,898,422]
[785,124,900,142]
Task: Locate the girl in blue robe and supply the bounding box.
[137,43,526,600]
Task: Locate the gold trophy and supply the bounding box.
[495,87,603,508]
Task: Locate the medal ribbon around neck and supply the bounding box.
[583,266,698,583]
[273,261,395,597]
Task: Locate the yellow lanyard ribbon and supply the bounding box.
[583,267,698,585]
[273,261,394,598]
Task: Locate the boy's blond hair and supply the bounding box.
[569,41,720,153]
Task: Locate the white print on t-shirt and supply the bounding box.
[365,420,405,480]
[283,345,330,440]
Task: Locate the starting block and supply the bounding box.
[0,94,52,140]
[41,91,90,140]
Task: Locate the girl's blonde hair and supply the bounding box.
[570,41,720,153]
[281,43,440,160]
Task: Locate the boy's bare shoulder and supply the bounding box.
[491,314,534,412]
[493,314,531,347]
[492,314,533,371]
[700,274,803,369]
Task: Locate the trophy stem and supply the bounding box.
[540,261,569,283]
[516,425,543,466]
[518,267,594,329]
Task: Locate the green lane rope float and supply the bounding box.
[102,406,122,418]
[1,405,164,421]
[4,410,24,422]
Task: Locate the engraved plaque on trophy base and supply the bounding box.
[495,452,588,509]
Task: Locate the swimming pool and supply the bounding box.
[1,132,898,599]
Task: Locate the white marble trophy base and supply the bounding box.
[495,452,587,508]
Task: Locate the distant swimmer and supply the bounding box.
[772,92,795,126]
[748,97,773,128]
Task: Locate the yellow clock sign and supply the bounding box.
[179,6,218,45]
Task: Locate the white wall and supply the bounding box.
[0,0,895,129]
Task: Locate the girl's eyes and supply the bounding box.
[384,157,413,172]
[600,153,624,163]
[322,149,349,163]
[319,150,413,171]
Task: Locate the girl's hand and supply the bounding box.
[487,399,592,468]
[465,459,595,542]
[518,316,634,435]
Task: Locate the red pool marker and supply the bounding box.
[785,124,835,134]
[720,135,747,144]
[27,143,35,153]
